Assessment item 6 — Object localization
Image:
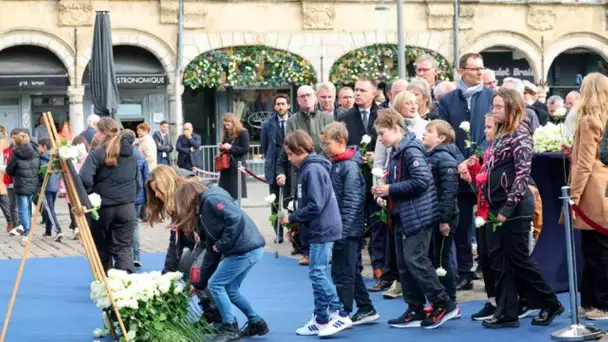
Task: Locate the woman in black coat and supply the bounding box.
[218,114,249,200]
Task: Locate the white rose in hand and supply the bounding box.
[361,134,372,145]
[371,167,384,178]
[58,146,74,160]
[89,193,102,208]
[76,143,87,158]
[475,216,486,228]
[287,200,295,212]
[264,193,276,204]
[553,108,567,118]
[459,121,471,133]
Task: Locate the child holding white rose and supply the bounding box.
[38,138,63,242]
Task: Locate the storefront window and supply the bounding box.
[117,98,144,131]
[31,95,69,128]
[229,88,291,142]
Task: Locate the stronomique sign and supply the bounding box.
[116,76,166,85]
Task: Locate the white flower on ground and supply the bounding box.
[475,216,486,228]
[459,121,471,133]
[58,145,78,160]
[287,200,295,212]
[76,143,88,158]
[361,134,372,145]
[88,193,102,208]
[436,267,447,277]
[93,328,105,337]
[553,107,567,118]
[264,193,276,204]
[371,167,384,178]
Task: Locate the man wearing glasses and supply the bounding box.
[275,85,333,265]
[438,53,494,293]
[416,55,440,100]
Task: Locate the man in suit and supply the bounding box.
[153,121,173,166]
[524,81,549,126]
[175,122,201,171]
[338,76,387,281]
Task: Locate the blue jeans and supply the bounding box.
[159,157,170,165]
[309,242,343,323]
[208,247,264,324]
[133,204,142,262]
[16,195,32,236]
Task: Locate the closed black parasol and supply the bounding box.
[90,11,120,117]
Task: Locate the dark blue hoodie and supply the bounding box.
[288,153,342,244]
[387,133,438,236]
[426,143,464,225]
[330,147,366,238]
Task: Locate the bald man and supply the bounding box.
[176,122,202,170]
[384,79,409,107]
[565,91,580,109]
[483,69,498,90]
[433,81,456,102]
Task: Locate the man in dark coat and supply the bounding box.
[176,122,202,170]
[153,120,173,166]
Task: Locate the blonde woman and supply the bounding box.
[408,79,437,120]
[393,90,429,139]
[136,122,157,170]
[568,73,608,320]
[218,113,250,200]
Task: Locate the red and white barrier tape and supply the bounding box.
[191,167,269,184]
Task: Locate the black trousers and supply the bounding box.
[366,195,386,270]
[455,192,476,280]
[331,238,374,313]
[91,203,137,274]
[486,196,558,320]
[43,191,61,235]
[394,223,450,308]
[430,216,458,302]
[381,225,398,282]
[477,225,496,298]
[580,229,608,311]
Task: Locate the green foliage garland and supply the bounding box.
[183,46,317,89]
[329,44,454,87]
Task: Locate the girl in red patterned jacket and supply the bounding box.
[3,129,22,235]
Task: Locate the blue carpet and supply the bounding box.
[0,253,606,341]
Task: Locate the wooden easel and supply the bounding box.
[0,112,129,341]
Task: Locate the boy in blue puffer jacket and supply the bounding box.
[133,142,149,268]
[279,130,352,337]
[422,120,464,307]
[320,122,379,326]
[372,110,458,329]
[38,138,63,242]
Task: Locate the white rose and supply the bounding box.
[96,297,111,309]
[459,121,471,133]
[361,134,372,145]
[156,277,171,294]
[164,271,183,282]
[371,167,385,178]
[264,194,276,204]
[553,107,567,118]
[88,193,102,208]
[435,267,447,277]
[58,146,73,160]
[76,143,88,158]
[475,216,486,228]
[174,283,184,294]
[287,200,295,212]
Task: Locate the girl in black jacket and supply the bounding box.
[6,132,39,243]
[79,119,138,273]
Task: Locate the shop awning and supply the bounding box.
[0,45,69,89]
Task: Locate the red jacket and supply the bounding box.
[3,147,13,186]
[468,147,493,219]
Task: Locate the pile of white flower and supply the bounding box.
[533,122,571,153]
[91,269,187,340]
[58,142,87,163]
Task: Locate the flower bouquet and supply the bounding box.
[90,269,214,341]
[370,167,388,224]
[533,122,572,153]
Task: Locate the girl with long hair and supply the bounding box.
[568,73,608,320]
[67,135,90,240]
[174,181,268,341]
[145,165,222,325]
[479,88,562,328]
[79,118,139,273]
[218,113,249,199]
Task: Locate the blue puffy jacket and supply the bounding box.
[288,153,342,244]
[134,148,149,206]
[330,147,365,238]
[387,133,438,236]
[426,143,463,225]
[193,186,266,290]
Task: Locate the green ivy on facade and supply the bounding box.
[329,44,454,87]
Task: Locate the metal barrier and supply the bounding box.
[196,144,265,182]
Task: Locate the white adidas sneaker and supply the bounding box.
[318,311,353,337]
[296,315,327,336]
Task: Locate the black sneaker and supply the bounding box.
[482,316,519,329]
[472,302,496,321]
[240,318,269,337]
[388,308,426,328]
[367,279,392,292]
[134,260,141,268]
[209,322,240,342]
[456,278,473,291]
[518,299,538,319]
[351,308,380,326]
[531,303,564,326]
[421,302,459,329]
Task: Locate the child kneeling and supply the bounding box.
[372,110,459,329]
[321,123,380,326]
[280,130,352,337]
[175,182,268,342]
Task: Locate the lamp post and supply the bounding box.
[453,0,460,78]
[175,0,184,137]
[375,0,406,79]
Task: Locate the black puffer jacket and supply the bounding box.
[6,143,40,196]
[79,136,139,206]
[427,143,464,224]
[330,147,366,238]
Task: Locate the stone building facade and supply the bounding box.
[0,0,605,136]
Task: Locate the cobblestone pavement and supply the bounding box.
[0,182,487,303]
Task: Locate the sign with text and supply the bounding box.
[115,75,166,88]
[480,51,535,83]
[0,75,69,89]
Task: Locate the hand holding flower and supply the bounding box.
[497,214,506,223]
[372,184,390,197]
[279,215,289,225]
[439,223,450,236]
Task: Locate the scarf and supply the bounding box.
[457,79,484,111]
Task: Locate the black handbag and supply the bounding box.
[599,120,608,165]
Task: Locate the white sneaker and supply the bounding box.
[54,232,64,242]
[318,311,353,337]
[296,315,326,336]
[72,228,80,240]
[15,225,24,235]
[9,226,23,236]
[20,236,28,245]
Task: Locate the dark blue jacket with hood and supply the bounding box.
[330,147,366,238]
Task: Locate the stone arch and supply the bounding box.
[465,31,543,83]
[544,32,608,81]
[0,28,75,84]
[78,29,175,85]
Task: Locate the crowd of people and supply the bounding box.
[3,50,608,342]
